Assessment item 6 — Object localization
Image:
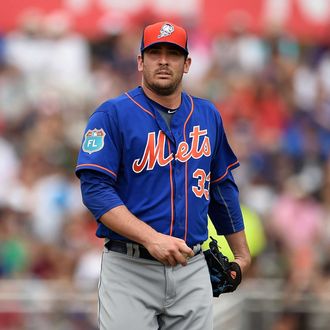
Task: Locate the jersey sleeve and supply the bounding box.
[210,108,239,184]
[75,103,121,181]
[79,169,124,220]
[208,172,244,235]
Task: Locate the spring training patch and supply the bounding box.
[82,128,106,154]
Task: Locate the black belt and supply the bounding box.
[105,240,201,261]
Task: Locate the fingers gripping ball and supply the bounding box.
[204,237,242,297]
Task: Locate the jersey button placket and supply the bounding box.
[172,131,186,237]
[174,163,185,236]
[175,167,183,199]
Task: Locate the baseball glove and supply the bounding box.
[204,237,242,297]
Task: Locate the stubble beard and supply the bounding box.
[143,72,183,96]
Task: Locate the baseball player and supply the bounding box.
[76,21,251,330]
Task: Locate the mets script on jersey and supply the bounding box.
[132,125,211,173]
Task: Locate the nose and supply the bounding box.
[158,51,169,65]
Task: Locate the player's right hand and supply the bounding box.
[144,233,194,267]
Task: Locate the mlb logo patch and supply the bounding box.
[82,128,106,154]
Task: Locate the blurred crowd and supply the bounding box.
[0,8,330,329]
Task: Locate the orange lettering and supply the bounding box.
[192,169,210,200]
[132,127,211,172]
[175,142,190,161]
[132,132,173,173]
[201,137,211,156]
[189,126,210,159]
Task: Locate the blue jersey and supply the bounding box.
[76,87,240,246]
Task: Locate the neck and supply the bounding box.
[141,84,182,109]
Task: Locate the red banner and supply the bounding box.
[0,0,62,31]
[201,0,264,35]
[200,0,330,41]
[1,0,330,41]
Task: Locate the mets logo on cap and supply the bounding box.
[82,128,106,154]
[158,23,174,39]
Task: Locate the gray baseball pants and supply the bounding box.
[98,247,213,330]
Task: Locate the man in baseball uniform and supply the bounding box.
[76,21,251,330]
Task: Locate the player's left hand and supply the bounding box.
[204,237,242,297]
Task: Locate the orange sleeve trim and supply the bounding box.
[210,160,239,184]
[125,92,156,119]
[76,164,117,178]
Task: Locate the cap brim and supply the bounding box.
[141,41,188,55]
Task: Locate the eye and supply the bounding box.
[146,48,161,55]
[168,49,182,56]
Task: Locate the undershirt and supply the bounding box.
[147,98,178,130]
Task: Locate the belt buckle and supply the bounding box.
[126,243,141,258]
[192,244,201,254]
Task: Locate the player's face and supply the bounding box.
[138,44,191,96]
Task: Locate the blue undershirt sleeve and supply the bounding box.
[208,171,244,235]
[79,169,124,221]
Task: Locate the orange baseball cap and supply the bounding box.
[140,21,188,55]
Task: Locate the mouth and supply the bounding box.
[155,70,172,78]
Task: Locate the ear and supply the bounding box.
[137,54,143,72]
[184,57,192,74]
